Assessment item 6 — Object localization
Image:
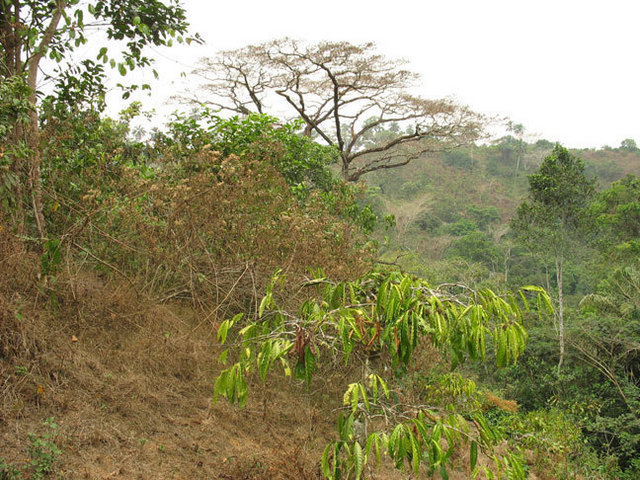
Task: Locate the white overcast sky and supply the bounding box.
[117,0,640,149]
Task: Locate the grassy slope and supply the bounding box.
[0,242,346,479]
[365,145,640,281]
[3,144,637,479]
[0,235,537,480]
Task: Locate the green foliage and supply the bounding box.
[0,417,61,480]
[40,238,61,277]
[504,408,582,456]
[0,75,31,214]
[619,138,638,152]
[512,144,596,251]
[575,266,640,475]
[0,75,31,142]
[27,418,61,480]
[39,237,62,312]
[413,210,442,232]
[445,232,501,269]
[528,144,595,209]
[442,150,474,171]
[157,110,338,191]
[0,1,196,90]
[214,269,553,478]
[585,159,623,185]
[396,177,431,199]
[39,105,150,224]
[466,204,500,230]
[42,104,148,174]
[511,144,596,371]
[590,175,640,260]
[41,60,108,116]
[424,373,482,413]
[430,198,463,224]
[442,218,478,236]
[156,110,378,233]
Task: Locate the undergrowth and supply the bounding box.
[0,417,60,479]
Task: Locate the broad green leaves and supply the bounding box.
[343,375,389,415]
[213,269,552,478]
[213,364,248,408]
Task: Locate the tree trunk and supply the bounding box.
[556,255,565,374]
[26,101,46,239]
[512,154,521,191]
[504,245,511,285]
[21,0,66,239]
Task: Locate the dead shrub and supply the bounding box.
[49,149,371,315]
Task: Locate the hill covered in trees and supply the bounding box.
[1,3,639,478]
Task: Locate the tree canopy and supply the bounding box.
[0,0,195,237]
[192,38,484,182]
[511,144,595,372]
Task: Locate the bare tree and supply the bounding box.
[192,39,484,182]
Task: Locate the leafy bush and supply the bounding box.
[442,218,479,236]
[499,408,596,478]
[49,148,370,311]
[0,75,32,219]
[155,110,338,191]
[396,177,430,199]
[413,210,442,232]
[215,269,553,479]
[445,232,501,268]
[466,204,500,230]
[442,150,474,171]
[0,417,61,480]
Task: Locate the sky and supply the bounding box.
[116,0,640,149]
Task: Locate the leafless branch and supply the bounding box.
[193,38,485,181]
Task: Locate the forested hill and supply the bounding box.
[364,139,640,478]
[367,138,640,289]
[2,3,639,477]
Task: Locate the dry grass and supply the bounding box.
[0,233,325,478]
[0,230,403,479]
[0,230,567,479]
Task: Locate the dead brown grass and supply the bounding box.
[0,231,395,479]
[0,229,566,480]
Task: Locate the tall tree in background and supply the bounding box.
[511,144,595,373]
[192,38,484,182]
[0,0,194,238]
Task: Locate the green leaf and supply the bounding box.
[321,443,333,479]
[217,349,229,365]
[118,63,126,76]
[235,365,248,408]
[470,440,478,471]
[359,383,370,411]
[212,372,224,404]
[353,441,365,480]
[333,443,341,478]
[217,320,231,344]
[258,294,270,318]
[257,341,272,383]
[410,433,421,474]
